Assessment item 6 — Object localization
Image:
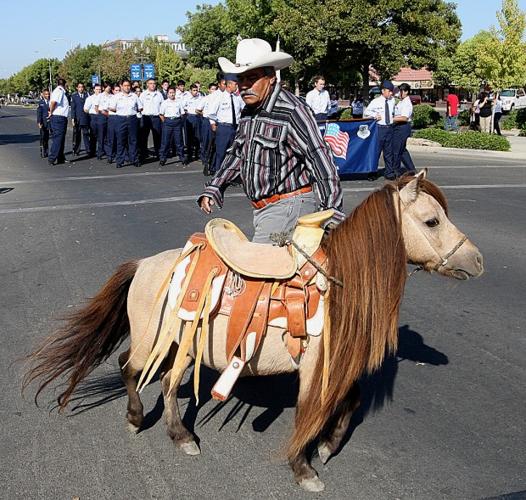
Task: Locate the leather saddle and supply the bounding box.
[165,210,334,401]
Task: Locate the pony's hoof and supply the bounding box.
[299,476,325,492]
[179,441,200,456]
[318,443,332,464]
[127,422,140,434]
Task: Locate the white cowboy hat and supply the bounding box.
[218,38,293,75]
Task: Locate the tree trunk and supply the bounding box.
[361,64,370,101]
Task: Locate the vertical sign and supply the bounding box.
[130,64,142,81]
[91,74,99,86]
[143,63,155,80]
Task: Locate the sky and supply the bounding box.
[1,0,526,78]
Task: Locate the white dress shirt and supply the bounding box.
[98,92,112,114]
[197,91,218,118]
[207,91,244,124]
[140,90,164,115]
[160,98,184,118]
[305,89,330,114]
[184,94,203,115]
[394,96,413,122]
[110,92,142,116]
[364,96,395,126]
[83,94,100,115]
[50,85,70,117]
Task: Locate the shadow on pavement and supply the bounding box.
[0,133,40,144]
[0,188,13,194]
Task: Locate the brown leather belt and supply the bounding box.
[251,186,312,210]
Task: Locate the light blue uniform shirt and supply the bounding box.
[394,96,413,122]
[110,92,143,116]
[207,90,244,124]
[160,98,184,118]
[184,94,203,115]
[83,93,100,114]
[364,95,395,125]
[50,85,70,117]
[140,90,164,116]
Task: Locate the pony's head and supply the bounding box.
[397,170,483,280]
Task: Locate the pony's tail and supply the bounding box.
[22,260,139,410]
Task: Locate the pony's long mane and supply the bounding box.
[287,177,447,459]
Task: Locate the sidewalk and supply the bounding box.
[408,133,526,160]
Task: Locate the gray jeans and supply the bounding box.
[252,191,318,243]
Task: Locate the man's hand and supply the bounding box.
[72,119,75,126]
[211,122,217,132]
[199,196,215,214]
[38,123,42,129]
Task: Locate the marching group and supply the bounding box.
[37,75,243,173]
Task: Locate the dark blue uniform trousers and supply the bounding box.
[392,123,415,174]
[115,115,139,165]
[105,115,117,161]
[73,123,91,155]
[140,115,162,158]
[185,114,201,160]
[213,123,236,173]
[90,114,107,159]
[49,115,68,163]
[200,119,212,162]
[159,118,184,161]
[376,125,395,178]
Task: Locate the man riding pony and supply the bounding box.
[198,38,344,243]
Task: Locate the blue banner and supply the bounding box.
[143,63,155,80]
[130,64,142,81]
[323,119,378,174]
[91,74,99,86]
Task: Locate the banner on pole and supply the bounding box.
[323,119,378,174]
[91,74,99,86]
[130,64,142,81]
[143,63,155,80]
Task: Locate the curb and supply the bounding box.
[407,144,525,160]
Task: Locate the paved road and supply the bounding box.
[1,107,525,500]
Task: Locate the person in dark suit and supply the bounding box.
[37,89,51,158]
[70,82,91,156]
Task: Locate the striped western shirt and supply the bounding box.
[200,84,343,222]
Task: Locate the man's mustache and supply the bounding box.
[240,89,259,98]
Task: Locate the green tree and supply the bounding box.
[155,45,186,83]
[60,44,103,86]
[476,0,526,89]
[99,48,135,84]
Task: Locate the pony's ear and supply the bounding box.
[416,168,428,180]
[400,177,420,204]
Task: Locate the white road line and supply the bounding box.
[1,164,525,186]
[1,169,203,185]
[0,184,525,215]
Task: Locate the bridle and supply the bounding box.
[396,189,468,277]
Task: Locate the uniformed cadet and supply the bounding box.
[364,80,396,180]
[48,78,70,165]
[197,82,219,174]
[351,95,364,118]
[207,74,244,174]
[305,75,331,121]
[84,84,104,160]
[393,82,416,175]
[70,82,90,156]
[183,84,203,163]
[37,89,51,158]
[159,86,185,166]
[98,83,113,163]
[139,78,164,160]
[109,79,143,168]
[160,80,170,100]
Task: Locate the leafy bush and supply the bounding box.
[339,108,354,120]
[412,104,442,129]
[501,108,526,130]
[413,129,511,151]
[458,109,471,126]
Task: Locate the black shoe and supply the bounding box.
[384,174,396,181]
[48,160,55,166]
[97,156,104,161]
[107,158,113,164]
[134,160,141,168]
[178,156,187,165]
[116,163,124,169]
[43,152,48,158]
[159,160,166,166]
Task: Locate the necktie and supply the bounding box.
[385,99,391,125]
[230,94,237,127]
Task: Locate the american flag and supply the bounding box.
[324,123,349,159]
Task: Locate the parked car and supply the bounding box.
[500,88,526,112]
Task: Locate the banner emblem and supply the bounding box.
[357,124,371,140]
